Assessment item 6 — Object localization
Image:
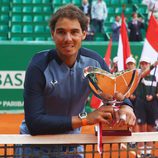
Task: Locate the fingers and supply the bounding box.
[87,107,113,125]
[102,112,113,121]
[99,106,130,127]
[114,92,125,101]
[97,111,113,125]
[98,105,113,113]
[119,114,127,126]
[112,106,136,127]
[88,105,136,127]
[98,106,115,125]
[119,113,136,127]
[126,113,136,126]
[120,105,136,123]
[112,111,126,127]
[114,119,126,127]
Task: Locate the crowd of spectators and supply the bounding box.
[78,0,150,42]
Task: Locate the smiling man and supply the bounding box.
[16,4,136,158]
[51,18,86,67]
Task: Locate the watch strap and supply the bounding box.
[81,118,88,126]
[78,112,88,126]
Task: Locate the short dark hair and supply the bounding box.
[49,4,88,32]
[132,12,137,17]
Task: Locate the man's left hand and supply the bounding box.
[114,105,136,127]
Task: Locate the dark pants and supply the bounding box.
[135,97,158,125]
[92,19,104,33]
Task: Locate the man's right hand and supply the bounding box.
[86,105,114,125]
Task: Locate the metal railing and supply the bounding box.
[1,132,158,158]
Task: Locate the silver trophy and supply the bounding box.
[84,66,140,136]
[84,66,140,104]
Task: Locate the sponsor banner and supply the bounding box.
[0,71,25,113]
[0,71,25,89]
[0,89,24,113]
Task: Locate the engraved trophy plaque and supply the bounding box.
[84,66,140,136]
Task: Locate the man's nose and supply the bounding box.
[64,33,72,41]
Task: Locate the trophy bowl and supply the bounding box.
[84,66,140,104]
[84,66,140,136]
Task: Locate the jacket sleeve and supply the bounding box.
[121,98,133,108]
[24,63,72,135]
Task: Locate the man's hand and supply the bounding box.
[86,105,136,127]
[86,106,114,125]
[146,95,153,101]
[114,105,136,127]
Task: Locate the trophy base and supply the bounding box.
[95,124,131,136]
[101,130,131,136]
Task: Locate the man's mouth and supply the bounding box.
[63,45,74,49]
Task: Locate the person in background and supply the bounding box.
[128,12,145,41]
[142,0,158,19]
[126,56,136,70]
[91,0,108,33]
[15,4,136,158]
[126,56,137,105]
[126,56,139,148]
[134,57,158,158]
[80,0,91,17]
[85,14,95,41]
[111,15,121,41]
[111,56,118,73]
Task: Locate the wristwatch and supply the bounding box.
[78,112,88,126]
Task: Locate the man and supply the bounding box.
[17,4,135,157]
[134,57,158,158]
[142,0,158,19]
[91,0,108,33]
[126,56,137,108]
[128,12,145,41]
[80,0,91,17]
[125,56,138,149]
[85,14,95,41]
[111,15,121,41]
[126,56,136,70]
[111,56,118,73]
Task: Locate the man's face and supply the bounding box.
[52,18,86,59]
[83,0,88,5]
[126,62,136,70]
[140,61,150,71]
[116,16,120,22]
[133,13,137,19]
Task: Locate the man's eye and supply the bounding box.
[57,31,65,35]
[71,30,79,35]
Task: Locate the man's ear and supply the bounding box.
[82,31,87,40]
[51,31,54,39]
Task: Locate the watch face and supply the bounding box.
[79,112,87,119]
